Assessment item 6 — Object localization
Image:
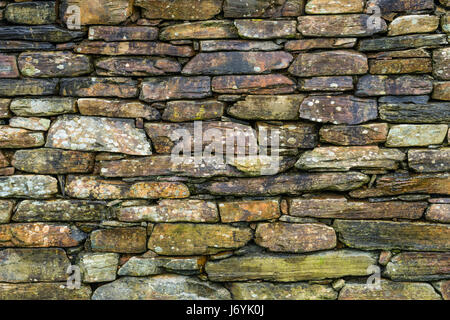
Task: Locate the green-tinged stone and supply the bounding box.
[0,283,92,300]
[118,255,203,276]
[379,102,450,123]
[78,252,119,283]
[5,2,56,25]
[160,21,238,40]
[0,79,58,96]
[90,227,147,253]
[359,34,448,52]
[162,100,224,122]
[0,175,57,199]
[234,20,297,39]
[386,125,448,147]
[433,82,450,101]
[433,48,450,80]
[369,58,432,74]
[0,200,14,224]
[0,26,84,42]
[136,0,222,20]
[10,98,76,116]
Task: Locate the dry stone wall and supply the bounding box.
[0,0,449,300]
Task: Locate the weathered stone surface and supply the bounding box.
[183,51,292,75]
[443,15,450,34]
[285,38,356,51]
[0,248,69,283]
[379,102,450,123]
[0,200,13,224]
[350,173,450,198]
[66,175,190,200]
[46,115,151,156]
[78,252,119,283]
[234,20,297,39]
[296,146,405,171]
[9,117,51,131]
[223,0,304,18]
[386,125,448,147]
[0,41,55,52]
[356,75,433,96]
[339,280,441,300]
[426,203,450,223]
[201,40,282,51]
[12,148,94,174]
[0,126,44,148]
[0,151,8,168]
[88,26,158,41]
[305,0,364,14]
[0,223,86,247]
[299,95,377,125]
[162,100,224,122]
[92,275,231,300]
[229,282,337,300]
[0,79,58,96]
[118,200,219,223]
[10,98,76,116]
[227,155,296,176]
[118,255,203,276]
[0,54,18,78]
[289,195,426,219]
[409,149,450,173]
[0,283,91,300]
[205,249,376,281]
[433,82,450,101]
[136,0,222,20]
[60,77,138,97]
[5,2,56,25]
[256,122,318,149]
[212,75,296,94]
[148,224,252,255]
[160,21,238,40]
[255,222,336,253]
[320,123,388,146]
[372,0,434,14]
[140,77,211,102]
[441,0,450,7]
[334,220,450,251]
[359,35,448,52]
[197,172,369,196]
[95,57,180,76]
[229,94,304,120]
[298,15,386,37]
[60,0,132,25]
[368,49,431,59]
[0,176,57,199]
[78,98,159,120]
[369,58,432,74]
[433,48,450,80]
[299,76,354,91]
[90,227,147,253]
[13,199,108,222]
[75,41,194,57]
[0,99,10,118]
[385,252,450,281]
[0,26,84,43]
[289,51,367,77]
[388,15,439,36]
[434,280,450,300]
[219,199,280,222]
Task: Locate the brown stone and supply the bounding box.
[289,195,426,219]
[256,122,318,149]
[359,34,448,52]
[77,98,160,120]
[88,26,158,41]
[10,98,76,116]
[388,15,439,36]
[299,95,378,125]
[219,199,280,222]
[160,21,238,40]
[433,82,450,101]
[201,40,282,51]
[255,222,336,253]
[426,204,450,223]
[0,26,84,43]
[223,0,304,18]
[285,38,357,51]
[0,54,18,78]
[0,200,14,224]
[140,77,211,102]
[0,126,44,148]
[434,48,450,80]
[212,75,296,94]
[356,75,433,96]
[90,227,147,253]
[5,2,56,25]
[305,0,364,14]
[435,281,450,300]
[0,99,10,118]
[372,0,434,14]
[367,49,431,59]
[60,77,138,98]
[234,20,297,39]
[320,123,388,146]
[136,0,222,20]
[95,57,180,76]
[0,283,91,300]
[162,100,224,122]
[0,79,58,96]
[369,58,432,74]
[408,148,450,173]
[299,76,354,92]
[9,117,51,131]
[65,175,190,200]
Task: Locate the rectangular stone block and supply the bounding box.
[60,0,132,25]
[388,15,439,36]
[160,21,238,40]
[201,40,282,51]
[234,20,297,39]
[299,76,354,91]
[369,58,432,74]
[408,148,450,173]
[433,82,450,101]
[136,0,222,20]
[90,227,147,253]
[0,283,91,300]
[9,117,51,131]
[426,203,450,223]
[79,252,119,283]
[212,75,296,94]
[95,57,180,76]
[0,99,10,118]
[0,79,58,96]
[0,200,14,224]
[162,100,224,122]
[60,77,138,98]
[219,199,280,222]
[359,34,447,51]
[256,122,318,149]
[319,123,388,146]
[356,75,433,96]
[372,0,434,14]
[140,77,211,102]
[0,126,44,149]
[88,26,158,41]
[386,124,448,147]
[379,102,450,123]
[5,1,56,25]
[223,0,304,18]
[433,48,450,80]
[285,38,357,51]
[10,98,76,116]
[78,98,160,120]
[0,26,84,42]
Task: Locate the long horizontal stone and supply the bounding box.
[350,173,450,198]
[66,175,190,200]
[0,283,91,300]
[285,38,357,51]
[0,223,86,248]
[78,98,160,120]
[0,41,55,52]
[359,34,448,51]
[298,14,386,37]
[0,79,58,96]
[0,175,57,199]
[12,148,95,174]
[289,195,426,219]
[298,76,354,92]
[299,95,378,125]
[212,75,296,94]
[0,126,44,148]
[256,122,318,149]
[0,26,84,42]
[9,117,51,131]
[388,15,439,36]
[218,199,280,222]
[75,41,194,57]
[0,248,69,283]
[197,172,370,196]
[356,75,433,96]
[5,1,56,25]
[0,200,13,224]
[334,220,450,251]
[255,223,337,253]
[10,98,76,116]
[319,123,388,146]
[386,124,448,147]
[223,0,303,18]
[339,280,441,300]
[140,77,211,102]
[426,203,450,223]
[201,40,282,51]
[369,58,432,74]
[136,0,222,20]
[289,50,368,77]
[90,227,147,253]
[379,102,450,123]
[46,115,151,156]
[182,52,293,75]
[229,95,304,120]
[234,20,297,39]
[148,223,253,255]
[78,252,119,283]
[409,149,450,173]
[118,200,219,223]
[95,57,180,76]
[162,100,224,122]
[13,200,109,222]
[372,0,434,13]
[60,77,138,97]
[118,255,203,276]
[433,48,450,80]
[160,21,238,40]
[385,252,450,281]
[305,0,364,14]
[92,275,231,300]
[205,249,377,281]
[60,0,132,25]
[88,26,158,41]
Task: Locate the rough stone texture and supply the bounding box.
[95,57,180,76]
[219,199,280,222]
[223,0,304,18]
[379,102,450,123]
[0,200,14,224]
[10,98,76,116]
[162,100,224,122]
[298,76,354,92]
[78,252,119,283]
[356,75,433,96]
[9,117,51,131]
[201,40,282,51]
[409,149,450,173]
[426,203,450,223]
[0,175,58,199]
[0,26,84,43]
[136,0,223,20]
[433,82,450,101]
[388,15,439,36]
[5,2,56,25]
[160,21,238,40]
[140,77,211,102]
[0,54,19,78]
[90,227,147,253]
[0,126,44,148]
[0,79,58,96]
[359,35,448,52]
[305,0,364,14]
[256,122,318,149]
[78,98,159,120]
[235,20,297,39]
[60,77,138,97]
[434,48,450,80]
[369,58,432,75]
[386,125,448,147]
[285,38,357,51]
[0,283,92,300]
[320,123,388,146]
[88,26,158,41]
[212,75,296,94]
